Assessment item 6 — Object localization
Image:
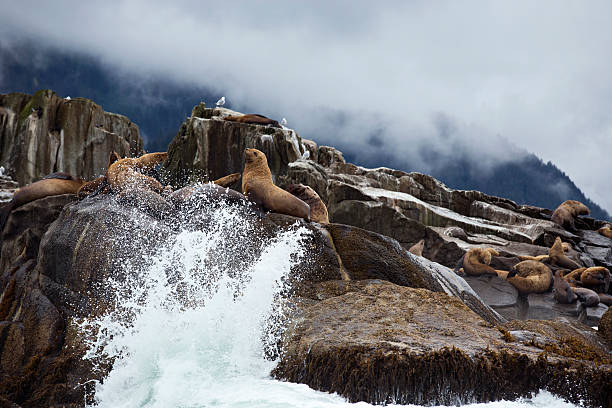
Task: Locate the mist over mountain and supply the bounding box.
[1,41,609,221]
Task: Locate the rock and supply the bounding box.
[599,307,612,346]
[0,90,143,185]
[273,280,611,407]
[0,193,503,405]
[163,107,303,188]
[584,304,610,328]
[526,292,585,321]
[463,275,519,308]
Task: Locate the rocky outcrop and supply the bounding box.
[273,280,611,407]
[159,105,612,325]
[0,190,503,406]
[163,104,304,188]
[0,101,610,407]
[0,90,143,185]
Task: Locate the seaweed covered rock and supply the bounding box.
[274,280,611,407]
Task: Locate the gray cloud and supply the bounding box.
[1,0,611,211]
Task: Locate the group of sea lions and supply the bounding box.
[0,147,330,235]
[442,200,612,308]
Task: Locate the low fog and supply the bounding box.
[0,1,611,211]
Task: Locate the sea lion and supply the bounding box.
[598,225,612,240]
[562,267,586,285]
[580,266,610,291]
[212,172,241,188]
[0,173,85,231]
[408,239,425,257]
[224,114,281,128]
[597,293,612,306]
[285,184,329,224]
[444,226,469,240]
[106,152,168,194]
[553,270,578,304]
[505,260,553,294]
[571,287,600,307]
[551,200,589,231]
[455,247,500,276]
[549,237,582,270]
[242,148,310,221]
[518,254,550,262]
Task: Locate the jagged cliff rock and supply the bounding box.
[0,90,144,185]
[163,104,304,188]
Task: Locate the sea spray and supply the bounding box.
[78,191,310,407]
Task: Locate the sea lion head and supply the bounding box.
[244,148,266,165]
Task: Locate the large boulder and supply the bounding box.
[0,90,143,185]
[273,280,611,407]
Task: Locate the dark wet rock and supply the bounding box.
[526,292,585,321]
[600,307,612,347]
[584,304,610,327]
[274,280,611,407]
[463,275,519,308]
[0,90,143,185]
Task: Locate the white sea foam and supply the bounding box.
[79,198,578,408]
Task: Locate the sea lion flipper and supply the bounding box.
[133,152,168,169]
[453,254,465,273]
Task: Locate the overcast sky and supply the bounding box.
[1,1,611,212]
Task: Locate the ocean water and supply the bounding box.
[78,196,579,408]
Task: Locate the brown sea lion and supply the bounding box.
[285,184,328,224]
[597,293,612,306]
[106,152,167,194]
[553,270,578,304]
[571,287,600,307]
[551,200,589,231]
[580,266,610,291]
[0,173,85,231]
[549,237,582,270]
[213,173,241,188]
[242,149,310,221]
[505,260,553,294]
[408,239,425,257]
[518,254,550,262]
[224,114,281,128]
[598,225,612,239]
[455,247,500,276]
[562,267,586,285]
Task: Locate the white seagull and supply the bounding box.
[65,96,71,100]
[216,96,225,108]
[281,118,287,126]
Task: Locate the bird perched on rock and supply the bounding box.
[281,118,287,126]
[216,96,225,108]
[65,96,71,100]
